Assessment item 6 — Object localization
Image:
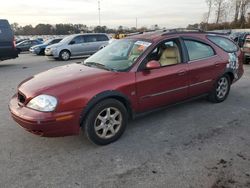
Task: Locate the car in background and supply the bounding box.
[9,30,244,145]
[230,32,250,64]
[16,39,43,53]
[230,32,250,48]
[0,19,18,61]
[16,38,29,45]
[29,38,62,55]
[45,33,109,61]
[242,34,250,64]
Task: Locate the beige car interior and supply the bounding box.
[159,46,180,66]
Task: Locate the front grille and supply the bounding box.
[17,92,26,104]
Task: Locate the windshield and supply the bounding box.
[59,35,71,44]
[84,39,152,71]
[44,39,53,45]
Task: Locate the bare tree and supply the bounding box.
[214,0,226,24]
[205,0,213,24]
[234,0,242,22]
[239,0,250,27]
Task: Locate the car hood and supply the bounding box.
[18,63,117,98]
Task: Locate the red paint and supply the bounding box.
[9,32,244,137]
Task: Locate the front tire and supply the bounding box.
[39,48,45,55]
[84,99,128,145]
[59,50,70,61]
[208,75,231,103]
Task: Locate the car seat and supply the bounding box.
[159,46,180,66]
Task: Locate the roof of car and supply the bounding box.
[72,33,108,37]
[126,29,229,42]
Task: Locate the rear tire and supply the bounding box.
[59,50,70,61]
[208,75,231,103]
[83,99,128,145]
[17,48,21,54]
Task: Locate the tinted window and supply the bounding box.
[32,40,39,45]
[96,35,109,41]
[208,36,238,52]
[184,40,215,61]
[51,39,61,44]
[84,35,97,42]
[70,36,84,44]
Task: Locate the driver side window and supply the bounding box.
[148,40,181,67]
[71,36,84,45]
[147,40,182,67]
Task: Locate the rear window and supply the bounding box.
[207,35,238,53]
[184,40,215,61]
[0,20,10,27]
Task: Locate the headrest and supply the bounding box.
[162,47,177,58]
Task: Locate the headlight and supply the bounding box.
[27,95,58,112]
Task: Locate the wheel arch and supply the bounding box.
[60,49,71,55]
[80,90,133,127]
[225,72,234,83]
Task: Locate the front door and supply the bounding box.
[136,39,189,112]
[69,35,85,56]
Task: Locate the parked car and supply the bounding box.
[230,32,250,48]
[0,19,18,61]
[45,33,109,61]
[29,38,62,55]
[16,38,29,44]
[242,34,250,64]
[9,30,244,145]
[230,32,250,64]
[16,39,43,53]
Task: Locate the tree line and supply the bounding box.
[11,23,152,35]
[188,0,250,30]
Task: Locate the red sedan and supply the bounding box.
[9,30,244,145]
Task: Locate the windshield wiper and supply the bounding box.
[83,62,116,72]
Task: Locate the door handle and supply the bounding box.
[177,70,186,76]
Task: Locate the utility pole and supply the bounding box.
[98,0,101,26]
[136,17,138,29]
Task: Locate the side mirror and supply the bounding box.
[145,60,161,70]
[69,41,75,45]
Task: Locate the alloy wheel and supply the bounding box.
[216,77,229,99]
[94,107,122,139]
[61,51,70,60]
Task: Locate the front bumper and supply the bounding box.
[45,49,59,58]
[29,48,40,55]
[9,95,81,137]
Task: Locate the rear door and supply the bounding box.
[182,38,222,97]
[82,35,99,54]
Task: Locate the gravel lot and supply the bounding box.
[0,54,250,188]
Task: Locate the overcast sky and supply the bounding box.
[1,0,207,28]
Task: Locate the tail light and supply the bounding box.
[13,38,16,48]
